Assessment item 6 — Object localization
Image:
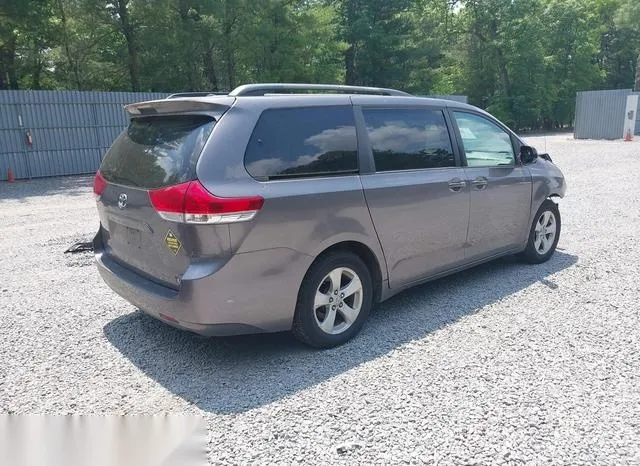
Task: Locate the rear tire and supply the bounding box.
[292,251,373,348]
[519,199,561,264]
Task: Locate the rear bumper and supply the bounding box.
[94,233,314,337]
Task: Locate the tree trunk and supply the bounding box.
[490,19,514,126]
[226,48,236,90]
[344,0,357,85]
[178,0,199,91]
[496,47,511,97]
[57,0,82,89]
[0,33,18,89]
[223,0,237,90]
[203,44,219,91]
[635,50,640,92]
[490,20,510,98]
[31,40,43,89]
[345,45,357,85]
[117,0,140,91]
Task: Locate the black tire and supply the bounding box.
[292,251,373,348]
[519,199,561,264]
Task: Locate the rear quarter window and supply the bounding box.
[100,115,214,189]
[244,106,358,180]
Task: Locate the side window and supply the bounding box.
[453,112,515,167]
[244,106,358,180]
[362,108,455,172]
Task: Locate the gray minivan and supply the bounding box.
[93,83,566,348]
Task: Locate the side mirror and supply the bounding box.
[520,145,538,164]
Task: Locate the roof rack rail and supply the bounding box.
[166,91,228,99]
[229,83,410,97]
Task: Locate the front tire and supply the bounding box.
[292,251,373,348]
[520,199,561,264]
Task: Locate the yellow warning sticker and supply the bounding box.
[164,230,182,255]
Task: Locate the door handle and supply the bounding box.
[448,178,466,192]
[471,177,488,191]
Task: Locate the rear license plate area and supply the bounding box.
[109,220,142,249]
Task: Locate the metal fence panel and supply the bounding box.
[0,90,168,181]
[1,90,469,181]
[574,89,637,139]
[0,152,29,180]
[636,95,640,136]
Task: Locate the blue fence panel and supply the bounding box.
[0,152,29,180]
[574,89,637,140]
[0,90,470,181]
[0,90,168,181]
[636,95,640,136]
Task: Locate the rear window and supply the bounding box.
[100,115,215,189]
[244,106,358,180]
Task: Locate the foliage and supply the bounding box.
[1,0,639,129]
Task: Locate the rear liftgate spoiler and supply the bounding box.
[124,97,235,118]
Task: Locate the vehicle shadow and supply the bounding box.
[103,250,578,414]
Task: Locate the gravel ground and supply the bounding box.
[1,134,640,464]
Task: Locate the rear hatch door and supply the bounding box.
[96,99,231,288]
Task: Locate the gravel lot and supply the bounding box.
[1,134,639,464]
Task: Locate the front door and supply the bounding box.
[451,111,532,261]
[359,107,470,288]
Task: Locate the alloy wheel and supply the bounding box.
[313,267,363,335]
[534,210,557,255]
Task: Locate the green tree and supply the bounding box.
[409,0,464,95]
[540,0,608,127]
[337,0,414,87]
[456,0,550,129]
[615,0,640,90]
[49,0,125,91]
[0,0,55,89]
[109,0,141,91]
[1,0,638,131]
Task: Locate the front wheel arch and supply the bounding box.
[307,241,384,305]
[519,199,561,264]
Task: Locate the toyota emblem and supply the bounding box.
[118,193,128,209]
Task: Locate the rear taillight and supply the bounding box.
[148,180,264,224]
[93,171,107,198]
